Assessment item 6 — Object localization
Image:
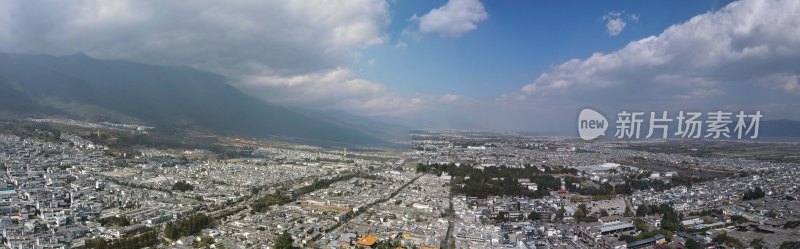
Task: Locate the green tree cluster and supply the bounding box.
[528,211,541,220]
[172,180,195,192]
[573,203,598,223]
[730,215,750,224]
[83,230,159,249]
[618,229,673,243]
[99,216,131,227]
[712,233,744,248]
[635,204,682,231]
[164,213,213,240]
[251,193,290,213]
[750,238,765,249]
[274,232,295,249]
[684,239,703,249]
[743,187,766,200]
[779,241,800,249]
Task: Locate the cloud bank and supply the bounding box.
[0,0,390,76]
[0,0,489,118]
[2,0,799,132]
[522,0,800,101]
[0,0,446,115]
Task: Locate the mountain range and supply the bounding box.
[1,52,797,145]
[0,52,407,146]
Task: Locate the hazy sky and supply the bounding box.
[1,0,799,133]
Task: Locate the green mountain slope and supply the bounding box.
[0,53,386,145]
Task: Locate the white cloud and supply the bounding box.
[603,12,627,36]
[629,14,639,23]
[0,0,468,117]
[241,68,384,105]
[502,0,800,132]
[761,73,800,95]
[239,67,464,116]
[522,0,800,103]
[0,0,432,116]
[340,95,425,115]
[412,0,488,37]
[440,94,462,103]
[673,89,726,100]
[602,11,639,37]
[394,41,408,49]
[0,0,390,75]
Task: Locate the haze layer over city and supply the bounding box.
[1,0,799,249]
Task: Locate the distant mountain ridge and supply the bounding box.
[0,52,390,145]
[304,109,411,144]
[759,119,800,138]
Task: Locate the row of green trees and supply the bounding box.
[417,163,706,199]
[83,229,159,249]
[453,176,556,199]
[626,173,703,196]
[618,229,673,243]
[417,164,563,199]
[250,193,290,213]
[164,213,213,240]
[563,177,615,196]
[417,163,576,178]
[294,172,382,196]
[252,172,383,213]
[99,216,131,227]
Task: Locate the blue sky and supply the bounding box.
[356,0,735,97]
[2,0,798,133]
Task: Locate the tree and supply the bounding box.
[556,206,566,221]
[750,238,765,249]
[624,206,634,217]
[634,218,649,232]
[84,229,159,249]
[172,180,194,192]
[779,241,800,249]
[685,239,702,249]
[164,213,212,240]
[712,233,744,248]
[618,229,672,243]
[251,193,289,213]
[528,211,540,221]
[573,203,588,221]
[573,208,586,221]
[636,205,650,217]
[743,187,766,200]
[375,239,401,249]
[100,216,131,227]
[274,232,294,249]
[577,203,587,212]
[730,215,749,224]
[783,220,800,229]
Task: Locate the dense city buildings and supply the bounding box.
[1,127,800,248]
